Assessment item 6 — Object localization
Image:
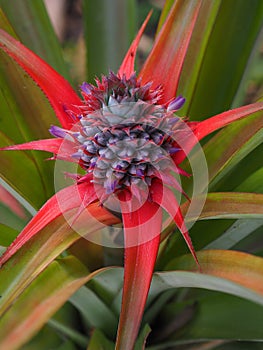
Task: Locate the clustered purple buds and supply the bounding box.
[50,73,186,199]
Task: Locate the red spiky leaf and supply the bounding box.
[118,11,152,79]
[1,139,64,154]
[139,0,201,104]
[0,29,82,129]
[151,180,199,267]
[115,194,162,350]
[0,182,97,267]
[194,102,263,141]
[175,101,263,164]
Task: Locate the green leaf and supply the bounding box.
[181,292,263,341]
[134,324,151,350]
[0,178,36,216]
[0,203,26,231]
[83,0,137,81]
[139,0,201,103]
[56,340,78,350]
[0,224,19,246]
[88,268,124,306]
[148,293,263,348]
[164,250,263,304]
[235,166,263,193]
[69,285,118,338]
[216,144,263,193]
[0,51,57,208]
[92,268,124,317]
[176,0,221,116]
[87,329,115,350]
[156,0,174,33]
[204,111,263,191]
[204,218,263,250]
[0,256,91,350]
[0,0,70,79]
[49,301,84,343]
[0,202,117,316]
[47,318,88,348]
[161,191,263,258]
[178,0,263,119]
[20,325,64,350]
[0,214,77,316]
[181,192,263,221]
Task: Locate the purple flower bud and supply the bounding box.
[49,125,67,138]
[167,96,186,112]
[80,82,92,95]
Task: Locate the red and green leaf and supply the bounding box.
[139,0,201,104]
[115,196,162,350]
[118,11,152,79]
[0,29,82,129]
[151,180,199,266]
[0,182,97,267]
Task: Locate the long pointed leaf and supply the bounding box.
[0,256,91,350]
[164,192,263,241]
[83,0,137,80]
[1,138,64,153]
[181,192,263,221]
[0,0,70,79]
[115,198,162,350]
[0,178,37,216]
[0,52,57,206]
[202,106,263,190]
[0,11,62,206]
[70,286,118,338]
[151,181,199,266]
[0,29,82,129]
[118,11,152,78]
[178,0,263,119]
[194,102,263,141]
[0,205,119,316]
[176,102,263,164]
[165,250,263,300]
[0,182,97,266]
[204,218,263,250]
[139,0,201,103]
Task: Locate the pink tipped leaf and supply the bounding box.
[194,101,263,141]
[174,101,263,164]
[1,138,64,154]
[0,29,82,129]
[151,180,199,267]
[139,0,201,104]
[0,138,76,161]
[115,194,162,350]
[0,182,97,267]
[118,11,152,79]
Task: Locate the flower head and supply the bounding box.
[50,72,186,203]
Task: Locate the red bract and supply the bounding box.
[0,2,262,349]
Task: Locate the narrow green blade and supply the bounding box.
[177,0,263,119]
[83,0,137,81]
